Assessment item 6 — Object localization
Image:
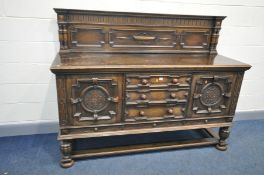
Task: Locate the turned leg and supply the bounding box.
[60,140,74,168]
[216,127,230,151]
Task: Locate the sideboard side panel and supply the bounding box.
[56,75,68,126]
[229,72,245,115]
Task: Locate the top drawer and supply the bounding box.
[126,74,191,89]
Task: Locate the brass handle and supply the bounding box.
[141,79,148,85]
[139,111,145,116]
[172,78,178,84]
[170,93,176,99]
[133,33,156,41]
[140,94,147,100]
[167,108,174,114]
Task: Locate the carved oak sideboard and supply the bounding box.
[50,9,251,168]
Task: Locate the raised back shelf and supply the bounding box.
[55,8,225,56]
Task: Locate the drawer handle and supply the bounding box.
[133,33,156,41]
[170,93,177,99]
[140,94,147,100]
[141,79,148,85]
[172,78,178,84]
[167,108,174,114]
[139,111,145,116]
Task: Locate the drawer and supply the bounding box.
[109,29,176,48]
[126,88,189,102]
[126,74,191,89]
[125,105,185,122]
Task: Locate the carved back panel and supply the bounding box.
[54,8,225,56]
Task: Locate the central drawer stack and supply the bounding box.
[125,73,192,122]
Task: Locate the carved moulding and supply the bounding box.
[71,78,118,121]
[192,75,232,114]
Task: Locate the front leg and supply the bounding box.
[60,140,74,168]
[216,127,230,151]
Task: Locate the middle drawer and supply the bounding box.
[126,74,191,88]
[126,88,189,103]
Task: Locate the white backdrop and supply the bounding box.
[0,0,263,123]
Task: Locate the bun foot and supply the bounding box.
[61,159,74,168]
[216,127,230,151]
[60,141,74,168]
[216,143,227,151]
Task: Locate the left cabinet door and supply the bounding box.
[65,74,123,126]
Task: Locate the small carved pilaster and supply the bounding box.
[57,15,68,49]
[209,17,223,57]
[60,141,74,168]
[216,127,230,151]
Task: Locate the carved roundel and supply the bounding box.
[80,86,110,112]
[200,83,223,106]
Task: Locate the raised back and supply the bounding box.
[55,8,225,56]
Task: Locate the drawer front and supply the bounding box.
[189,73,236,117]
[66,74,123,126]
[125,73,191,122]
[125,105,185,122]
[126,74,191,89]
[126,89,189,102]
[109,29,176,48]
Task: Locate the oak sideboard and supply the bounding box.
[50,8,251,168]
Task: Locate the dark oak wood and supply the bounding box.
[71,129,219,159]
[51,8,251,168]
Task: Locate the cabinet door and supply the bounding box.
[66,74,122,126]
[188,73,237,117]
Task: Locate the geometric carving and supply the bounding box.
[81,86,110,112]
[192,75,232,114]
[200,83,223,106]
[71,78,118,121]
[62,12,212,28]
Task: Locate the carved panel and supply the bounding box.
[81,86,110,112]
[71,78,119,122]
[57,11,214,27]
[180,31,209,49]
[69,26,105,48]
[109,29,176,48]
[191,75,234,116]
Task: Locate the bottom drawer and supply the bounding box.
[125,105,185,122]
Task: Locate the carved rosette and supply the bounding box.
[81,86,110,112]
[192,75,232,115]
[71,78,118,121]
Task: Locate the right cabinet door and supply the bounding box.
[188,72,240,117]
